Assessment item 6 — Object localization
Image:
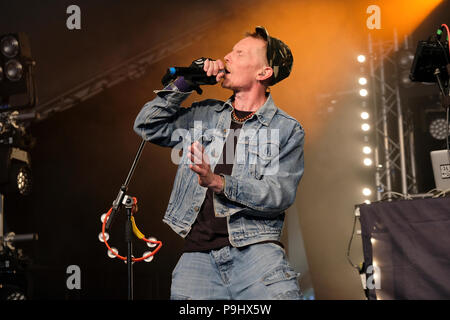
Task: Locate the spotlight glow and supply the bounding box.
[362,188,372,196]
[363,158,373,166]
[361,123,370,131]
[361,112,369,120]
[359,88,368,97]
[363,146,372,154]
[358,77,367,85]
[357,55,366,63]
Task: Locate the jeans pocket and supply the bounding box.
[261,264,303,300]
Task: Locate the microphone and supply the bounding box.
[166,67,228,85]
[168,67,228,78]
[162,66,228,87]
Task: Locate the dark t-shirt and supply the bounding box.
[183,109,250,252]
[183,109,283,252]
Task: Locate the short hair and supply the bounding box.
[245,31,272,86]
[245,31,267,43]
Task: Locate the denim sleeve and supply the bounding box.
[133,82,195,148]
[213,124,305,218]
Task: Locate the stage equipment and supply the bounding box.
[368,29,419,199]
[0,194,37,300]
[99,139,162,300]
[0,33,37,111]
[410,24,450,186]
[0,32,37,196]
[358,196,450,299]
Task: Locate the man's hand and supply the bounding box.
[188,141,224,193]
[203,58,226,83]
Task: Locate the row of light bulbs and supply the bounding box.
[358,54,373,204]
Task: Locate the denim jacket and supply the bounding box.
[134,89,305,247]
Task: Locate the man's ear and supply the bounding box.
[256,66,273,81]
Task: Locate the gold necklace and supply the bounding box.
[232,109,255,123]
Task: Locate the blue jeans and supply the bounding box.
[170,243,303,300]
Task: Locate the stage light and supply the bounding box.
[398,50,414,69]
[429,118,450,140]
[361,123,370,131]
[364,200,371,205]
[357,55,366,63]
[4,161,32,196]
[15,165,31,195]
[362,188,372,196]
[361,111,369,120]
[358,77,367,85]
[370,237,376,244]
[5,60,23,82]
[1,35,19,58]
[0,32,35,111]
[363,146,372,154]
[363,158,373,166]
[100,213,107,223]
[359,89,368,97]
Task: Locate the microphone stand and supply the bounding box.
[105,139,146,300]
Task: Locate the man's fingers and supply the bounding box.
[188,141,207,165]
[212,61,219,76]
[216,59,225,71]
[189,164,206,176]
[187,151,202,165]
[203,59,225,77]
[203,59,210,72]
[216,71,225,82]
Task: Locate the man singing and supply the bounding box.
[134,26,305,300]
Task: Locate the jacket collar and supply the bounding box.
[216,93,278,126]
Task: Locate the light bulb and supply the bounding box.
[363,146,372,154]
[363,158,373,166]
[360,112,369,120]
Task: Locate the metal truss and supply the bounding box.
[368,30,418,200]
